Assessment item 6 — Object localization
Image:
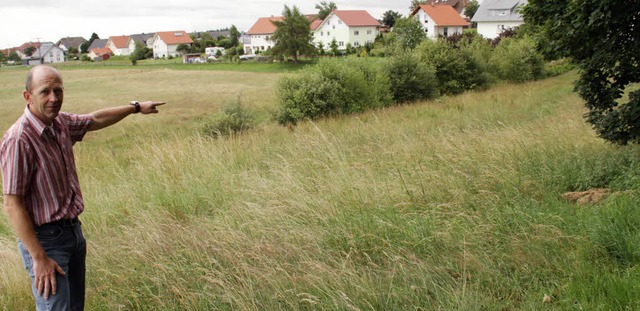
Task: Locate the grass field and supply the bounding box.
[1,66,640,310]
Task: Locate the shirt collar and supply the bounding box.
[23,105,60,138]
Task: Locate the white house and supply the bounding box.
[313,10,380,51]
[410,4,470,39]
[106,36,131,56]
[471,0,527,39]
[127,33,155,53]
[244,15,319,55]
[26,43,65,65]
[149,31,194,58]
[56,37,87,53]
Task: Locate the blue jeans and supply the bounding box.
[19,219,86,311]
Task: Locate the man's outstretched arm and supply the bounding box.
[89,101,165,131]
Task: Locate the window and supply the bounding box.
[339,41,344,46]
[497,25,505,31]
[321,31,324,36]
[354,42,360,47]
[339,20,342,24]
[333,25,336,29]
[354,31,359,35]
[443,27,448,37]
[328,31,331,36]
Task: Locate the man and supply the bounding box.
[0,65,165,310]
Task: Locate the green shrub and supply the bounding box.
[490,36,545,83]
[544,58,576,77]
[202,97,255,138]
[414,38,490,95]
[275,58,392,125]
[382,52,437,103]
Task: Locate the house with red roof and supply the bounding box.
[244,15,319,55]
[148,31,194,58]
[411,4,470,39]
[106,35,131,56]
[88,47,112,61]
[313,10,380,52]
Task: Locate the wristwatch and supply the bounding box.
[130,101,141,113]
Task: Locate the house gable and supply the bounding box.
[471,0,527,22]
[412,4,469,26]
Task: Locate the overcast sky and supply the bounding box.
[0,1,411,49]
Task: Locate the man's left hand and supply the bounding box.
[140,101,166,114]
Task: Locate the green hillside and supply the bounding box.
[1,67,639,309]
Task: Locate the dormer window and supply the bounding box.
[174,32,183,36]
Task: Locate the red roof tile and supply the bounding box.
[247,17,283,35]
[416,4,469,26]
[332,10,380,27]
[108,36,130,48]
[155,31,194,45]
[247,15,320,35]
[90,47,112,56]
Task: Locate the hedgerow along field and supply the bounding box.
[1,65,639,309]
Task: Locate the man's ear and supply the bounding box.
[23,90,31,104]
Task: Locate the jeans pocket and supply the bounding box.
[35,226,64,242]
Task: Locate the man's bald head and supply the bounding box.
[25,65,62,93]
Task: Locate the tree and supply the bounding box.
[24,46,36,57]
[410,0,427,10]
[387,17,426,51]
[329,38,339,56]
[315,1,337,20]
[229,25,241,47]
[130,41,152,65]
[8,51,21,62]
[464,0,480,20]
[81,33,100,53]
[0,52,6,63]
[271,5,315,63]
[522,0,640,145]
[176,44,191,55]
[381,10,402,28]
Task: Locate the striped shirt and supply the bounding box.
[1,106,93,226]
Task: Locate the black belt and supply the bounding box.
[44,217,80,227]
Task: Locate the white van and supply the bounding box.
[205,47,226,56]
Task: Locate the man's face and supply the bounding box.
[24,67,64,125]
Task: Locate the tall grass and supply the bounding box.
[1,67,639,309]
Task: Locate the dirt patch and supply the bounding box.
[561,188,610,205]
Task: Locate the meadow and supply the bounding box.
[1,65,639,310]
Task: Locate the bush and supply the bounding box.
[382,52,437,103]
[490,36,545,83]
[275,58,392,125]
[414,39,489,95]
[544,58,576,77]
[202,97,255,138]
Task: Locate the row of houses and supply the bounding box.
[1,0,526,64]
[244,0,526,54]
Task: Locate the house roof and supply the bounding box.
[88,39,108,50]
[246,15,319,35]
[56,37,87,49]
[247,17,283,35]
[129,33,155,45]
[90,47,112,56]
[471,0,527,22]
[331,10,380,27]
[413,4,470,26]
[154,31,194,45]
[423,0,468,13]
[108,36,130,49]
